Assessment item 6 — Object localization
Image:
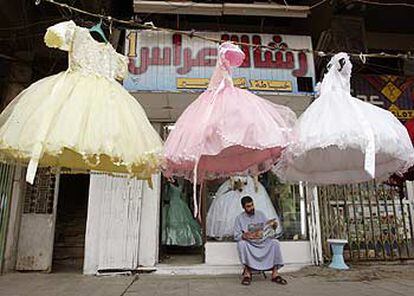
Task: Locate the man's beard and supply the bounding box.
[246,209,255,216]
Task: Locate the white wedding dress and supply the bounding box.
[275,53,414,184]
[207,176,282,239]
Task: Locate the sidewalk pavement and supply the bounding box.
[0,263,413,296]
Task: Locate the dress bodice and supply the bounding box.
[44,21,128,81]
[207,42,245,91]
[168,183,183,201]
[320,52,352,95]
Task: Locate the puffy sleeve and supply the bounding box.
[115,53,129,81]
[44,20,76,51]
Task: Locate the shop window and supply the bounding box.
[161,123,308,245]
[205,173,308,242]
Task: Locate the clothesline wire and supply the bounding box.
[33,0,414,60]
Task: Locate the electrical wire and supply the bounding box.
[28,0,414,60]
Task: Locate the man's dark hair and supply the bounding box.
[241,196,253,208]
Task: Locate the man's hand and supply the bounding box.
[242,231,263,240]
[267,219,278,230]
[242,232,251,240]
[242,232,256,240]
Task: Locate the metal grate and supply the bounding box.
[0,164,15,273]
[23,168,56,214]
[318,181,414,262]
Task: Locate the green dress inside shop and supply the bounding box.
[162,182,202,246]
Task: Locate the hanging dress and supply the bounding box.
[163,42,297,216]
[207,176,282,239]
[163,183,202,246]
[0,21,163,183]
[275,53,414,184]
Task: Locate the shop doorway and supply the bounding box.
[159,123,203,265]
[52,174,90,272]
[159,176,204,265]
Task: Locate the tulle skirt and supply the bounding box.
[0,70,163,180]
[275,92,414,184]
[164,86,296,182]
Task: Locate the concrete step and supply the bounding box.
[139,263,308,276]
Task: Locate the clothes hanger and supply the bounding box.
[89,18,109,44]
[338,58,346,72]
[170,179,179,188]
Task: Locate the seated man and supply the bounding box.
[234,196,287,286]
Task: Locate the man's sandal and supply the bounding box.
[271,275,287,285]
[241,275,252,285]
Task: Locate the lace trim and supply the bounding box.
[274,138,414,184]
[165,126,293,163]
[164,155,280,183]
[0,143,163,179]
[288,133,413,159]
[215,127,293,150]
[65,68,119,82]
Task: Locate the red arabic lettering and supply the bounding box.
[150,47,171,66]
[252,35,269,67]
[128,46,171,75]
[128,33,309,76]
[252,35,295,69]
[128,48,149,75]
[240,35,251,68]
[220,34,230,42]
[269,37,294,69]
[173,33,182,66]
[177,48,217,75]
[292,52,308,77]
[177,48,192,75]
[128,57,137,75]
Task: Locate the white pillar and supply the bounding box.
[299,182,307,238]
[406,181,414,233]
[138,122,163,267]
[306,184,323,265]
[138,174,161,266]
[3,166,24,272]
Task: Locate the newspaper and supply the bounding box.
[247,219,278,240]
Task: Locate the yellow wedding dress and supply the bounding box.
[0,21,163,183]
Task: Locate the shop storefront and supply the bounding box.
[120,29,317,273]
[6,29,318,275]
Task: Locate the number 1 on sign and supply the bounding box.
[126,32,137,57]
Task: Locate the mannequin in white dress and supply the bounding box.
[207,176,282,239]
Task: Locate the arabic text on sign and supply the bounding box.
[249,80,293,92]
[127,32,308,77]
[177,78,247,89]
